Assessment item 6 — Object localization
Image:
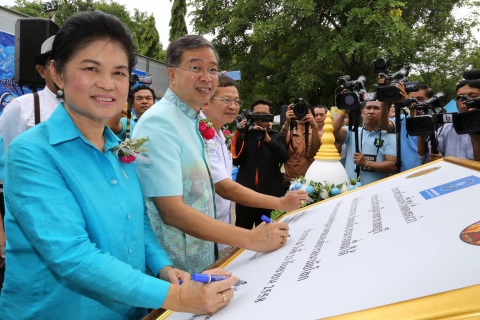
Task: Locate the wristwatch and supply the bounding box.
[365,161,373,170]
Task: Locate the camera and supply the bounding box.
[240,110,274,141]
[405,93,449,136]
[335,75,368,109]
[376,67,420,102]
[453,97,480,134]
[292,98,310,120]
[372,58,391,74]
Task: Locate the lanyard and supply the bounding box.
[360,127,381,156]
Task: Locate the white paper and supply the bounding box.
[167,161,480,320]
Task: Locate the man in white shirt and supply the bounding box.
[0,35,62,150]
[201,75,306,250]
[0,36,62,290]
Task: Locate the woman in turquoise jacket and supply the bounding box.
[0,11,236,319]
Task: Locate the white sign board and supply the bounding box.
[166,160,480,320]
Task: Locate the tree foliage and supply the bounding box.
[191,0,479,111]
[8,0,165,61]
[169,0,188,42]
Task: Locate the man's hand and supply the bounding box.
[158,265,191,285]
[301,113,317,129]
[247,222,290,252]
[284,104,295,126]
[353,152,368,167]
[253,125,271,143]
[429,148,444,162]
[277,190,309,212]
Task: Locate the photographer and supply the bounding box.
[379,83,433,171]
[333,101,397,185]
[282,101,320,181]
[418,80,478,161]
[107,85,155,141]
[233,99,289,229]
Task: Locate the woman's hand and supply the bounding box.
[158,265,191,285]
[164,268,237,315]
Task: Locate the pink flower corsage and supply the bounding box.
[223,129,233,147]
[199,118,216,140]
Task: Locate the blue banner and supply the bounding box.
[0,31,32,117]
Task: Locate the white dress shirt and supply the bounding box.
[0,86,61,150]
[200,111,233,250]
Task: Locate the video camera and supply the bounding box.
[335,75,370,109]
[373,58,419,102]
[239,109,274,141]
[405,92,449,136]
[453,97,480,134]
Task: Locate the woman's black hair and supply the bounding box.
[51,11,136,77]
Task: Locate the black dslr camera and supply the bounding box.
[335,75,369,109]
[240,109,274,141]
[453,97,480,134]
[405,93,449,136]
[292,98,310,120]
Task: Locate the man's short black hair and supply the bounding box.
[456,79,480,93]
[251,98,273,113]
[132,85,156,100]
[212,75,237,97]
[418,84,434,98]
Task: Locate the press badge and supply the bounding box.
[374,138,384,148]
[361,154,376,172]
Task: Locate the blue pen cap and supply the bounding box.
[192,273,211,283]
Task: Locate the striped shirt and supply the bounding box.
[436,123,474,160]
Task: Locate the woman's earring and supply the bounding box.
[57,89,64,97]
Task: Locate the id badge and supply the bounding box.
[361,154,377,172]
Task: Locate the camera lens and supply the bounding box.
[344,95,355,106]
[417,118,430,130]
[293,103,308,119]
[467,114,480,129]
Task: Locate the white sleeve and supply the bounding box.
[0,98,27,151]
[207,140,230,184]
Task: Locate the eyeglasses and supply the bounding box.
[173,65,219,76]
[211,97,244,107]
[456,95,469,102]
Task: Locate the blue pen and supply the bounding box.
[192,273,247,286]
[261,215,290,237]
[261,215,272,223]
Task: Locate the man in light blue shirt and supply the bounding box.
[418,80,478,161]
[379,84,432,171]
[333,101,397,185]
[107,85,155,140]
[134,35,295,274]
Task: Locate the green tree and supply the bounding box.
[169,0,188,42]
[7,0,165,62]
[191,0,478,111]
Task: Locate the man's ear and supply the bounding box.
[167,67,175,85]
[49,60,64,90]
[35,65,46,79]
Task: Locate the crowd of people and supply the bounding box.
[0,9,479,319]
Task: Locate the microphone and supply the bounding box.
[463,69,480,80]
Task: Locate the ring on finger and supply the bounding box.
[220,292,227,303]
[300,200,306,205]
[282,236,287,244]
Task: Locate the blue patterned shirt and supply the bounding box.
[134,89,217,274]
[0,103,172,319]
